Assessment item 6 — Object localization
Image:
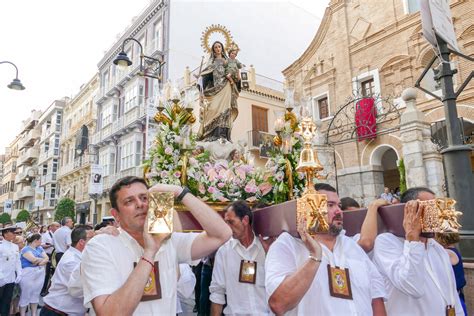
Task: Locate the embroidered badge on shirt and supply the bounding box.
[446,305,456,316]
[134,261,162,301]
[239,260,257,284]
[327,265,353,300]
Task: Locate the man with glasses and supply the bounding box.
[41,225,94,316]
[0,224,22,316]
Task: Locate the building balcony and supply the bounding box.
[41,173,58,185]
[16,186,35,199]
[21,111,41,132]
[112,116,125,135]
[18,128,41,150]
[14,167,36,184]
[37,149,59,165]
[93,104,146,146]
[91,131,101,146]
[42,198,57,209]
[17,147,40,166]
[58,155,95,179]
[103,166,142,191]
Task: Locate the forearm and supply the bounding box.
[182,194,230,241]
[372,298,386,316]
[92,258,154,315]
[210,303,224,316]
[269,259,320,314]
[359,207,378,252]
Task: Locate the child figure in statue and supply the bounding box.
[225,43,243,92]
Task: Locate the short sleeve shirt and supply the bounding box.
[265,232,386,315]
[81,230,198,315]
[21,246,45,268]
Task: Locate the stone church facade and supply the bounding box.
[283,0,474,206]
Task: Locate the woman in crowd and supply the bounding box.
[18,233,48,316]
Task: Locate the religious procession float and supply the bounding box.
[143,25,462,237]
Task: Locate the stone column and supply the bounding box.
[313,119,336,189]
[422,129,445,197]
[399,88,429,188]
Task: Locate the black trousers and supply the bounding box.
[0,283,14,316]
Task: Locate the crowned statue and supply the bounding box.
[198,25,242,143]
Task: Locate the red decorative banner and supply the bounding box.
[355,97,377,141]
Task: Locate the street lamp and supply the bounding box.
[113,37,165,162]
[113,37,165,80]
[0,61,26,90]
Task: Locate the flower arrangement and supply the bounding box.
[144,92,307,205]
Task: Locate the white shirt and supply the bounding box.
[81,229,198,316]
[210,236,271,315]
[265,231,386,316]
[0,240,21,286]
[351,233,374,259]
[41,231,55,255]
[177,264,197,315]
[373,233,463,316]
[43,247,86,316]
[53,226,72,253]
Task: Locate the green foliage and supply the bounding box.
[16,209,30,222]
[54,198,76,222]
[0,212,11,224]
[398,158,407,194]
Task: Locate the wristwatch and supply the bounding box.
[176,186,191,202]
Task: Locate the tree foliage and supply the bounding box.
[54,198,76,222]
[0,213,11,224]
[398,158,407,194]
[16,209,30,222]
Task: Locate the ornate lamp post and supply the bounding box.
[113,37,165,80]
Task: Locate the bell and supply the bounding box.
[296,147,323,172]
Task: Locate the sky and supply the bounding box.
[0,0,328,154]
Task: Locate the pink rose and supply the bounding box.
[208,186,218,194]
[244,179,257,194]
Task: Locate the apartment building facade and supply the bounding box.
[0,137,20,218]
[12,110,42,220]
[36,100,66,224]
[57,75,98,224]
[91,0,167,218]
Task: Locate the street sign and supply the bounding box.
[420,0,460,52]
